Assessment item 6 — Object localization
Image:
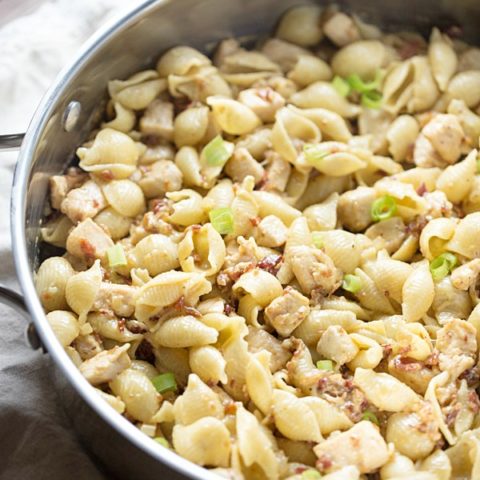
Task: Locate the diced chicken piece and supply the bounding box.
[225,147,265,185]
[451,259,480,290]
[413,134,444,168]
[61,180,107,223]
[139,100,174,141]
[289,245,342,296]
[73,334,103,360]
[263,151,291,192]
[388,355,439,395]
[140,143,175,165]
[94,388,126,414]
[338,187,376,232]
[365,217,406,254]
[423,191,453,219]
[80,344,131,385]
[246,326,291,372]
[422,114,464,165]
[254,75,298,100]
[317,325,359,365]
[323,12,361,47]
[138,160,183,198]
[93,282,138,317]
[213,38,241,66]
[265,286,310,336]
[436,319,477,361]
[236,128,272,160]
[49,176,69,210]
[237,87,285,123]
[433,277,472,324]
[254,215,288,248]
[66,218,114,262]
[314,421,389,474]
[261,38,311,72]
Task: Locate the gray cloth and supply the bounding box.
[0,1,141,478]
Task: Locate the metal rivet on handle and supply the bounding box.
[26,323,43,351]
[62,100,82,132]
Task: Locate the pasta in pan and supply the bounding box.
[36,5,480,479]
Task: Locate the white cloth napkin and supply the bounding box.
[0,1,141,478]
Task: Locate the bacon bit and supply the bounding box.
[443,25,463,39]
[249,216,261,227]
[416,182,428,196]
[468,391,480,413]
[224,303,235,315]
[316,455,333,471]
[172,95,192,115]
[191,224,202,232]
[257,254,282,276]
[224,403,237,416]
[398,39,424,60]
[294,466,309,474]
[382,343,393,360]
[460,367,480,388]
[99,169,114,181]
[117,318,126,332]
[424,351,439,368]
[136,339,155,364]
[452,204,466,219]
[173,295,202,317]
[151,198,172,216]
[445,406,460,427]
[79,238,96,259]
[406,215,428,237]
[126,320,147,334]
[393,355,423,372]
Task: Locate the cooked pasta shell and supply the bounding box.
[233,269,283,308]
[101,101,136,133]
[272,389,321,442]
[246,351,273,415]
[77,128,141,179]
[167,189,207,226]
[407,56,440,113]
[236,404,280,479]
[174,146,204,188]
[132,234,179,276]
[65,259,102,322]
[308,144,367,177]
[318,230,363,274]
[303,193,338,231]
[35,256,75,312]
[444,70,480,108]
[252,191,301,226]
[428,28,457,91]
[189,346,227,385]
[448,212,480,258]
[354,267,394,314]
[173,374,224,425]
[387,115,420,161]
[290,81,360,118]
[87,312,142,343]
[284,216,312,253]
[271,106,320,168]
[40,215,74,248]
[206,96,260,135]
[203,179,234,211]
[102,179,146,218]
[402,260,434,322]
[109,368,160,423]
[436,149,476,203]
[94,207,131,240]
[448,99,480,146]
[46,310,80,347]
[157,46,211,77]
[154,346,191,389]
[230,186,259,238]
[287,55,332,87]
[152,315,218,348]
[301,396,353,435]
[276,5,323,47]
[173,106,209,147]
[419,217,457,260]
[331,40,388,80]
[383,60,414,114]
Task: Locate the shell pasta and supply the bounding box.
[37,5,480,480]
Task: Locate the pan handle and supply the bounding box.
[0,285,43,350]
[0,133,25,151]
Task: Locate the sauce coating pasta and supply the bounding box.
[37,6,480,479]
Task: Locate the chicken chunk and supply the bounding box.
[254,215,288,248]
[73,334,103,360]
[225,147,265,185]
[289,245,342,296]
[365,217,406,254]
[451,259,480,290]
[323,12,361,47]
[138,160,183,198]
[265,286,310,336]
[286,338,325,392]
[79,344,131,385]
[422,114,464,165]
[93,282,138,317]
[237,87,285,123]
[66,218,114,262]
[316,325,359,365]
[314,421,389,474]
[246,326,291,372]
[49,176,69,210]
[139,100,174,141]
[263,151,291,192]
[338,187,376,232]
[423,190,453,219]
[61,180,107,223]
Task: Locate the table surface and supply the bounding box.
[0,1,141,478]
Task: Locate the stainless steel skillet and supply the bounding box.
[1,0,480,478]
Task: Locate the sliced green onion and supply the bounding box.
[316,360,334,371]
[312,232,324,249]
[209,207,234,235]
[301,470,322,480]
[202,135,234,167]
[303,143,329,167]
[362,410,380,426]
[346,71,383,93]
[429,252,458,281]
[371,195,397,222]
[154,437,170,448]
[151,372,177,393]
[361,90,383,109]
[106,244,127,268]
[332,75,350,97]
[342,274,362,294]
